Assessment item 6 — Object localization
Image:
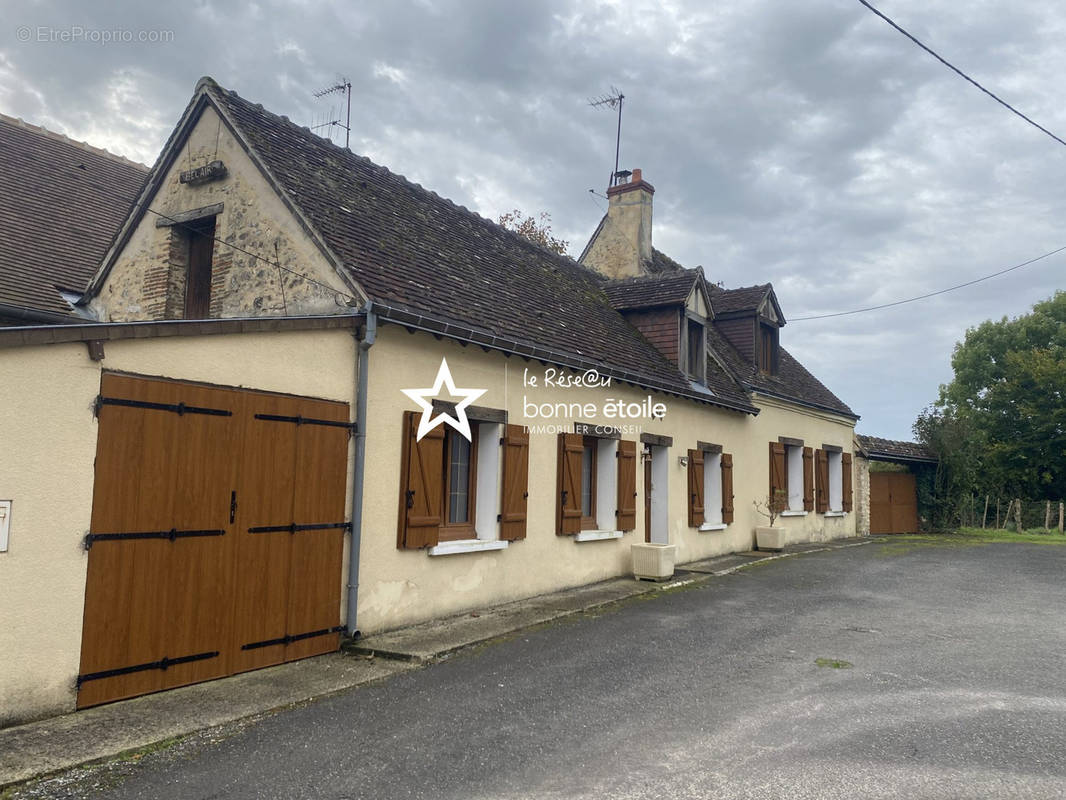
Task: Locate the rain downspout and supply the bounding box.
[347,303,376,637]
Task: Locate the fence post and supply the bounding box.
[1001,499,1011,530]
[982,495,989,529]
[1046,501,1052,530]
[1015,498,1022,532]
[1059,501,1064,533]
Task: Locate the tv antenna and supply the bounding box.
[589,87,625,187]
[311,77,352,149]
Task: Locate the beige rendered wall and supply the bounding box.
[355,326,857,634]
[90,105,353,322]
[747,394,858,546]
[0,328,356,726]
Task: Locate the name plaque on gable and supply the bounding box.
[180,160,228,186]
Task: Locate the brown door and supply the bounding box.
[869,472,919,534]
[78,374,349,708]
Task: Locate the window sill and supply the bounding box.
[824,511,847,518]
[428,539,509,557]
[780,510,808,517]
[574,529,624,542]
[698,523,727,532]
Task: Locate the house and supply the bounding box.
[0,77,860,724]
[0,113,147,325]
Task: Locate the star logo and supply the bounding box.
[401,358,487,442]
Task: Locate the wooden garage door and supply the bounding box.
[870,472,919,534]
[77,374,350,709]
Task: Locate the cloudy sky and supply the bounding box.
[2,0,1063,439]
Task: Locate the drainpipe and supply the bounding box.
[347,303,376,638]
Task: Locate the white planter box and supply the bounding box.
[632,542,676,581]
[755,526,785,552]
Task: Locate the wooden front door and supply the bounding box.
[869,472,919,534]
[77,374,350,708]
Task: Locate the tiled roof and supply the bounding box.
[204,81,753,409]
[709,283,771,315]
[0,114,147,319]
[602,269,699,311]
[857,435,937,463]
[707,323,858,419]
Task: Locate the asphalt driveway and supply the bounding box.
[15,537,1066,799]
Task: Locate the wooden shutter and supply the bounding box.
[687,449,705,527]
[802,446,814,512]
[500,424,529,541]
[616,439,637,531]
[721,453,734,524]
[842,452,853,512]
[815,448,829,513]
[556,433,583,535]
[397,410,443,549]
[769,442,787,512]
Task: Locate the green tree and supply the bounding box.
[916,291,1066,502]
[497,209,569,256]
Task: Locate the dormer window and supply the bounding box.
[685,316,706,383]
[758,321,779,375]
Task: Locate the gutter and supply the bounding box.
[347,303,376,637]
[0,303,80,326]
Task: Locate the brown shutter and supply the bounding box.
[397,410,443,549]
[616,439,637,531]
[815,448,829,513]
[500,424,529,540]
[842,452,853,512]
[556,433,583,535]
[802,446,814,512]
[769,442,787,512]
[687,449,705,528]
[721,452,734,524]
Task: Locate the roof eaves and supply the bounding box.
[749,386,860,421]
[373,303,758,416]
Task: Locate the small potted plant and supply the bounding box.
[753,490,788,551]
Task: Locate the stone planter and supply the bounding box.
[631,542,676,581]
[755,526,785,552]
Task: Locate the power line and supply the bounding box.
[790,243,1066,321]
[857,0,1066,150]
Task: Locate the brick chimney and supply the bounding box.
[580,168,654,279]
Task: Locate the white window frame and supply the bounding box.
[827,450,843,513]
[701,452,725,529]
[785,444,804,512]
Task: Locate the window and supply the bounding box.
[686,318,705,381]
[441,428,477,541]
[398,411,530,551]
[769,440,813,514]
[580,437,597,530]
[557,431,637,535]
[687,447,734,529]
[757,322,778,375]
[815,447,853,514]
[182,216,216,319]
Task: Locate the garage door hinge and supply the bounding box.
[83,528,226,550]
[240,624,347,651]
[94,395,232,418]
[254,413,355,432]
[247,521,351,535]
[77,650,219,687]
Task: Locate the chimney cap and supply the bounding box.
[606,167,654,197]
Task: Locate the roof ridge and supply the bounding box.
[204,78,605,284]
[0,112,149,171]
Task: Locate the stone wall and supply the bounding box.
[91,105,354,322]
[854,452,871,536]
